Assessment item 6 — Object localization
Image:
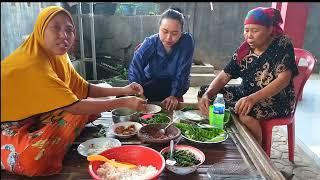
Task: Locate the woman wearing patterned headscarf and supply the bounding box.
[198,7,298,144]
[1,6,147,176]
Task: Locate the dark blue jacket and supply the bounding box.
[128,32,194,97]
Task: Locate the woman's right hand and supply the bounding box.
[198,93,211,116]
[122,96,147,112]
[122,82,144,96]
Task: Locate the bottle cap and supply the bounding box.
[217,93,223,98]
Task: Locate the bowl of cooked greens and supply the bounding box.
[137,113,172,125]
[160,145,205,175]
[175,122,228,144]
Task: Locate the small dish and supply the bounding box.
[77,138,121,157]
[111,121,143,139]
[138,123,181,144]
[182,110,207,121]
[160,145,205,175]
[111,108,140,123]
[141,104,162,114]
[137,113,172,125]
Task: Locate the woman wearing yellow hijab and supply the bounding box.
[1,6,146,176]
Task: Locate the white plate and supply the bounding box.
[182,133,228,144]
[141,104,162,114]
[77,137,121,157]
[111,121,143,139]
[182,110,207,121]
[84,112,112,128]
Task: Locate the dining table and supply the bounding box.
[1,102,285,180]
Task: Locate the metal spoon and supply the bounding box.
[166,140,176,166]
[157,117,178,136]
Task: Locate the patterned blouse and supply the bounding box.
[222,35,299,120]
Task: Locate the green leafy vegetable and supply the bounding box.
[92,126,107,138]
[181,106,197,112]
[175,123,226,142]
[162,149,200,167]
[137,113,170,124]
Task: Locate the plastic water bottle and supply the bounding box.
[209,93,225,129]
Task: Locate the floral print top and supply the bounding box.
[223,35,299,120]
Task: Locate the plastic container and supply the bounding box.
[88,145,165,180]
[111,108,139,123]
[209,93,225,129]
[207,161,261,179]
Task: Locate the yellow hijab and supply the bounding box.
[1,6,89,122]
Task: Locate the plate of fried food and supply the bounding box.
[111,121,143,139]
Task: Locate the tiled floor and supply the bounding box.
[294,78,320,164]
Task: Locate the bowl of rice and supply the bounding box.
[88,145,165,180]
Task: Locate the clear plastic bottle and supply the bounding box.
[209,93,225,129]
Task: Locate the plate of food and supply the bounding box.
[175,122,228,144]
[141,104,162,114]
[137,113,172,125]
[77,137,121,157]
[182,110,207,121]
[111,121,143,139]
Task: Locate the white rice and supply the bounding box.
[97,162,158,180]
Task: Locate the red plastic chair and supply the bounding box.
[294,48,317,101]
[260,48,317,162]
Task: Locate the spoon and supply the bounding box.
[197,123,215,128]
[157,117,178,136]
[166,140,177,166]
[87,154,137,169]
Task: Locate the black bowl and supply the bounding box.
[138,123,181,144]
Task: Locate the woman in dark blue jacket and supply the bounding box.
[128,8,194,110]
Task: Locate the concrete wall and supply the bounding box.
[191,2,271,69]
[1,2,319,72]
[73,2,274,69]
[303,2,320,72]
[74,2,318,71]
[71,14,161,63]
[160,2,319,70]
[1,2,62,60]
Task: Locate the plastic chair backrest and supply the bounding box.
[292,48,317,112]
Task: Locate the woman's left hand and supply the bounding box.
[235,95,258,115]
[161,96,179,111]
[123,82,144,96]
